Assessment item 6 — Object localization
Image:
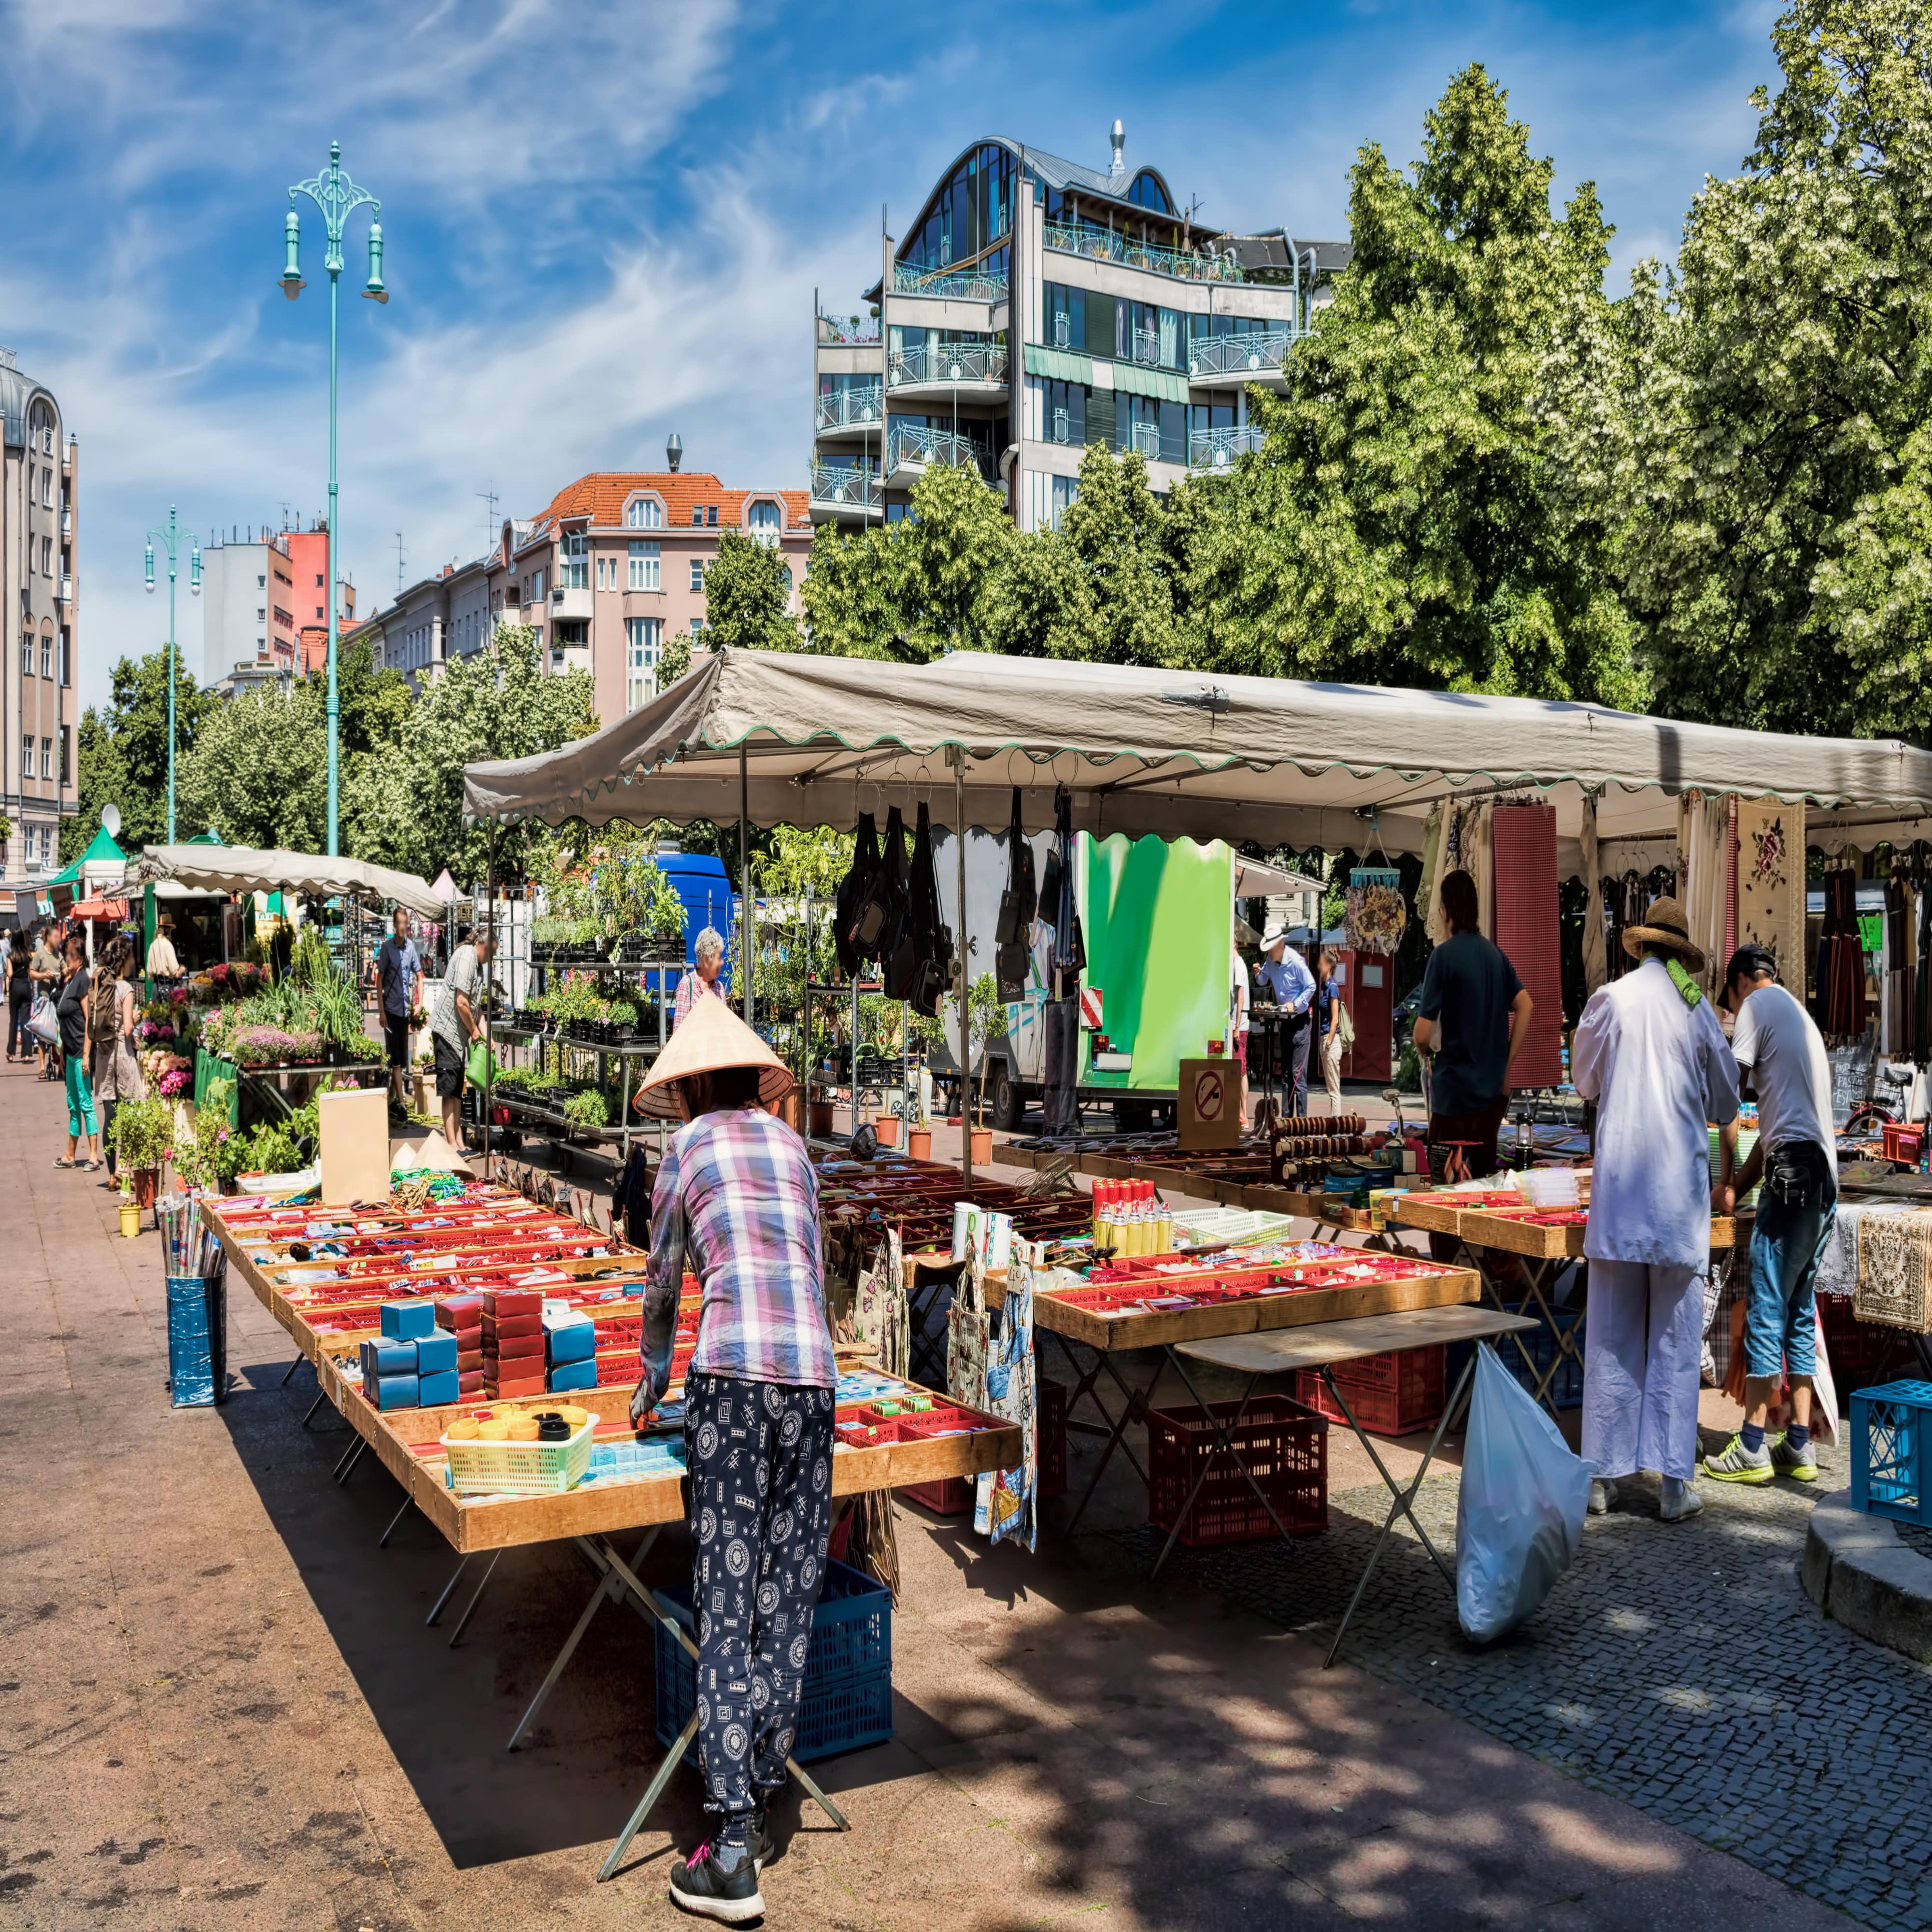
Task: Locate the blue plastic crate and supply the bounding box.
[652,1558,893,1765]
[1849,1380,1932,1526]
[1449,1302,1583,1410]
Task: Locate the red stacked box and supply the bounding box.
[1490,803,1563,1089]
[480,1287,546,1397]
[1146,1395,1327,1546]
[1292,1345,1445,1437]
[436,1292,487,1395]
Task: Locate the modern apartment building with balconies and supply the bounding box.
[1,347,78,882]
[370,447,809,725]
[810,124,1349,532]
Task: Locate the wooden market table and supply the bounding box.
[1391,1190,1746,1417]
[1176,1306,1540,1664]
[984,1250,1482,1540]
[206,1200,1022,1882]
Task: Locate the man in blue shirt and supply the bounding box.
[376,908,421,1114]
[1256,921,1317,1116]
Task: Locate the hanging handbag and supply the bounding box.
[836,812,880,973]
[855,806,909,965]
[995,789,1034,1000]
[946,1254,993,1408]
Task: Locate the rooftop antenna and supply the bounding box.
[1109,118,1125,177]
[477,481,499,551]
[395,531,406,594]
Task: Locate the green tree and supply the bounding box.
[345,622,596,886]
[65,647,219,860]
[176,678,331,851]
[703,528,802,653]
[1188,65,1646,707]
[1620,0,1932,735]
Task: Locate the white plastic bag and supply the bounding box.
[1455,1343,1592,1643]
[27,994,58,1046]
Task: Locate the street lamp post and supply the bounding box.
[279,138,387,857]
[143,507,201,845]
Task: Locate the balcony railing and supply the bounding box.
[1188,425,1267,471]
[1043,218,1246,285]
[891,262,1008,303]
[887,343,1009,389]
[1188,329,1293,382]
[57,574,72,605]
[816,384,884,432]
[809,466,881,512]
[817,308,880,345]
[885,422,992,477]
[1129,420,1163,460]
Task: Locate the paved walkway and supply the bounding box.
[0,1061,1866,1929]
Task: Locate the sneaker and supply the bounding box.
[668,1838,765,1923]
[1588,1477,1620,1516]
[750,1804,776,1873]
[1703,1433,1774,1484]
[1660,1476,1704,1522]
[1771,1434,1819,1482]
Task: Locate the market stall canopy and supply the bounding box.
[1233,857,1325,898]
[72,897,130,921]
[132,844,453,919]
[461,649,1932,858]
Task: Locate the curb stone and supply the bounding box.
[1802,1486,1932,1662]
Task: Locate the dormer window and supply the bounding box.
[625,495,665,529]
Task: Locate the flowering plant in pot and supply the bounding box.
[108,1095,173,1208]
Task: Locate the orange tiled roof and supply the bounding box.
[526,471,810,535]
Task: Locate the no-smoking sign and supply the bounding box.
[1192,1066,1226,1122]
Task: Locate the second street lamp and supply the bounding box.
[143,506,201,846]
[280,137,388,858]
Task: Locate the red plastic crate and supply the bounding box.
[898,1407,984,1514]
[1821,1293,1917,1391]
[1291,1345,1444,1437]
[1882,1120,1924,1165]
[1037,1378,1068,1498]
[1146,1395,1327,1547]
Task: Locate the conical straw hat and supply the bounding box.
[637,990,795,1121]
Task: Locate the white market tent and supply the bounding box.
[462,649,1932,864]
[133,844,454,920]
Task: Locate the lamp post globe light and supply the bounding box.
[143,506,201,846]
[279,138,388,858]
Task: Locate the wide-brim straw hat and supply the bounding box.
[1261,920,1292,950]
[1622,894,1705,974]
[636,991,795,1122]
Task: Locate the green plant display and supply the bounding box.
[107,1096,174,1173]
[563,1088,609,1130]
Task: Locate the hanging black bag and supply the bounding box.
[861,805,910,972]
[837,813,880,974]
[902,804,954,1017]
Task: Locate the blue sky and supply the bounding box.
[1,0,1784,715]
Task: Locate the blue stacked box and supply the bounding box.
[652,1559,893,1765]
[361,1321,461,1410]
[1849,1380,1932,1526]
[1447,1302,1584,1410]
[545,1309,598,1393]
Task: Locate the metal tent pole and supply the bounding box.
[954,747,971,1189]
[739,742,752,1026]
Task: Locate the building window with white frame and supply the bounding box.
[629,540,661,591]
[625,616,663,712]
[746,499,782,545]
[41,737,53,781]
[625,496,664,529]
[689,559,706,594]
[40,638,51,679]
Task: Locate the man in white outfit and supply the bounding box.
[1571,895,1740,1522]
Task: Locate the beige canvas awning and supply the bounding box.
[461,648,1932,855]
[133,844,454,920]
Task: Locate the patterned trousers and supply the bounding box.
[684,1371,836,1821]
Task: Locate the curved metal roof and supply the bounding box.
[0,354,59,451]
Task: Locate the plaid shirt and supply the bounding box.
[644,1106,834,1389]
[672,967,729,1031]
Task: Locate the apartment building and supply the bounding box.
[369,451,809,725]
[200,529,299,690]
[0,348,77,882]
[286,525,357,674]
[810,124,1349,531]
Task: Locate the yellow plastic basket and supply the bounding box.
[440,1413,596,1497]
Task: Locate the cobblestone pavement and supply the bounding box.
[1094,1433,1932,1932]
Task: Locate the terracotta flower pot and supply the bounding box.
[809,1099,836,1138]
[872,1114,901,1149]
[133,1168,159,1210]
[969,1128,993,1165]
[907,1128,932,1160]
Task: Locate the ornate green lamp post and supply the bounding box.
[143,506,201,845]
[279,139,388,857]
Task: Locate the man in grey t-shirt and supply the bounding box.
[429,927,493,1148]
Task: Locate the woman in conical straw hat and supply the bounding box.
[1571,894,1739,1526]
[629,994,834,1921]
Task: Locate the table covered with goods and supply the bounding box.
[200,1172,1023,1879]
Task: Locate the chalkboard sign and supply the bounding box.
[1827,1029,1877,1128]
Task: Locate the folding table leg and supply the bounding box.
[426,1553,470,1627]
[1322,1352,1475,1669]
[783,1753,849,1830]
[1506,1253,1583,1419]
[300,1390,327,1428]
[332,1437,367,1483]
[1060,1348,1164,1538]
[506,1531,658,1751]
[447,1548,502,1647]
[378,1493,412,1548]
[596,1710,701,1883]
[280,1354,305,1387]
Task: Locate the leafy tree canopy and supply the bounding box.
[62,647,219,861]
[703,527,801,654]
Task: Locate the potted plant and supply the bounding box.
[966,971,1007,1165]
[108,1096,174,1209]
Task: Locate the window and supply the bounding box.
[1050,474,1079,531]
[689,559,706,594]
[629,540,661,591]
[315,605,325,620]
[625,616,663,711]
[595,555,611,591]
[21,735,31,780]
[315,573,325,587]
[256,607,267,622]
[42,467,53,508]
[40,638,51,679]
[625,496,664,529]
[1042,378,1085,447]
[58,630,69,685]
[691,506,704,527]
[41,737,53,781]
[532,568,546,601]
[41,536,52,575]
[561,530,587,589]
[746,499,782,544]
[257,574,267,587]
[60,727,70,786]
[707,505,718,528]
[19,633,28,676]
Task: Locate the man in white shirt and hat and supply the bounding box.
[1255,920,1316,1116]
[1572,894,1740,1522]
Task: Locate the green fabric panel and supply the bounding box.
[1077,835,1232,1090]
[1023,343,1094,385]
[1112,361,1187,403]
[194,1048,241,1126]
